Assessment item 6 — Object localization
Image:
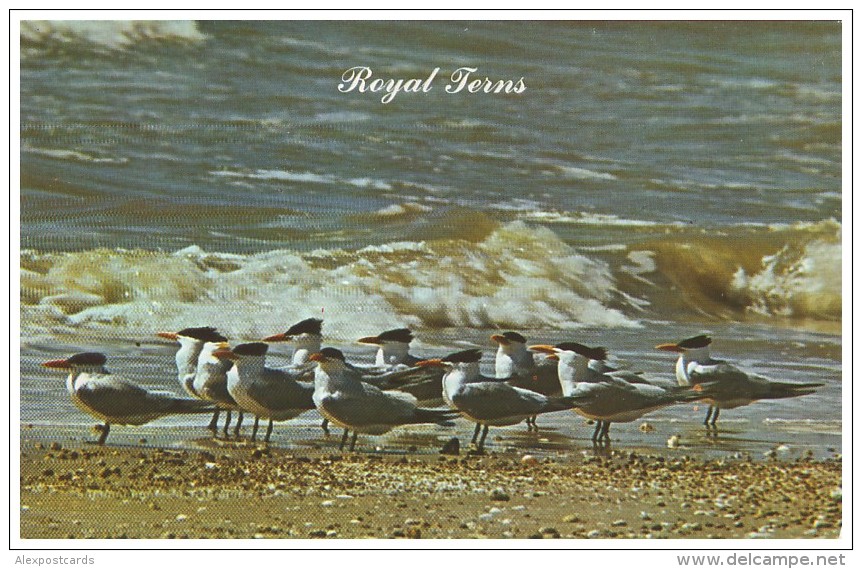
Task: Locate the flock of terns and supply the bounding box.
[40,318,824,452]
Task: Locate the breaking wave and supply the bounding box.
[20,20,205,52]
[18,219,842,342]
[19,222,640,341]
[635,219,841,322]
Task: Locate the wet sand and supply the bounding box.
[19,435,842,540]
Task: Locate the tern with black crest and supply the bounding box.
[491,331,560,431]
[214,342,316,443]
[193,338,245,438]
[417,349,581,452]
[157,326,231,434]
[655,335,824,428]
[263,318,331,434]
[530,343,701,444]
[42,352,215,445]
[262,318,324,368]
[309,348,458,451]
[357,327,444,406]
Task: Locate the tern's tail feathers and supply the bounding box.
[763,381,825,400]
[372,366,443,389]
[165,398,219,414]
[674,384,719,403]
[542,395,583,413]
[412,407,460,427]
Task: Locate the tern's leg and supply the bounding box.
[339,428,350,451]
[709,407,720,427]
[96,423,110,445]
[233,411,244,438]
[591,421,602,442]
[600,421,611,442]
[222,410,232,437]
[264,420,274,443]
[349,432,358,452]
[251,417,260,441]
[321,419,330,436]
[703,406,714,427]
[207,409,220,433]
[477,425,489,452]
[470,423,481,444]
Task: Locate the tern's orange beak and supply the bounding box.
[156,331,178,341]
[490,334,509,345]
[528,344,557,355]
[356,336,380,345]
[42,359,71,369]
[545,354,560,361]
[655,343,684,353]
[263,333,288,342]
[416,358,444,368]
[212,349,236,361]
[308,352,325,362]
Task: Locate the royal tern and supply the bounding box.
[417,349,580,452]
[530,343,701,444]
[214,342,316,443]
[262,318,331,434]
[491,332,561,431]
[156,326,230,433]
[193,339,245,438]
[42,352,215,444]
[655,334,824,428]
[356,328,445,406]
[309,348,458,451]
[357,328,421,368]
[262,318,324,368]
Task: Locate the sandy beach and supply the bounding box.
[19,433,842,541]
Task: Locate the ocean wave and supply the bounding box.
[556,165,618,181]
[729,237,841,320]
[518,210,669,227]
[19,222,641,339]
[18,219,842,338]
[210,169,335,185]
[634,219,841,321]
[355,202,434,220]
[210,168,394,191]
[22,145,128,164]
[20,20,205,51]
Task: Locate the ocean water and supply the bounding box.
[18,20,843,457]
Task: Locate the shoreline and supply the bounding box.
[19,436,842,540]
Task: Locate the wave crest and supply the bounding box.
[639,220,841,321]
[20,20,205,51]
[19,220,842,338]
[19,222,640,338]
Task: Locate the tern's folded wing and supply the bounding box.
[76,376,169,417]
[455,382,546,420]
